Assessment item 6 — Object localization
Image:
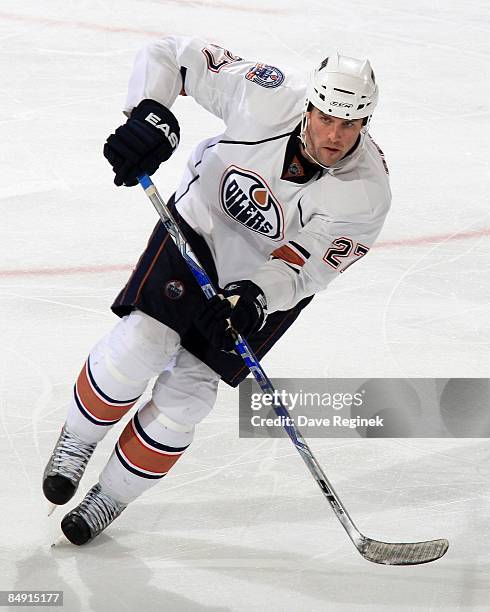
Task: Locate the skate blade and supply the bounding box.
[51,534,69,548]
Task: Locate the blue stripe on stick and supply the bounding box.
[138,174,152,190]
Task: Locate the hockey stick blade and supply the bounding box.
[358,536,449,565]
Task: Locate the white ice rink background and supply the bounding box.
[1,1,489,610]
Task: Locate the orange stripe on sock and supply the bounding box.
[76,361,138,422]
[118,420,185,475]
[271,245,305,267]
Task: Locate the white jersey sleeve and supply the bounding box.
[250,208,385,312]
[125,36,251,122]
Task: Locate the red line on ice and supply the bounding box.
[0,12,166,37]
[0,2,283,35]
[373,227,490,249]
[0,264,133,278]
[1,229,488,278]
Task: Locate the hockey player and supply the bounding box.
[43,37,391,545]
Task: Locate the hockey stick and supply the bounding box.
[137,173,448,565]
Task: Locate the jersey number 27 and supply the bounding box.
[324,237,369,273]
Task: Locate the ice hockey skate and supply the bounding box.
[43,425,97,507]
[61,483,127,545]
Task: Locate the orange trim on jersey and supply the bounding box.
[117,222,163,305]
[76,361,138,422]
[271,245,305,267]
[118,420,185,475]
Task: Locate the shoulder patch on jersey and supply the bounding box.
[202,44,242,73]
[245,63,285,88]
[219,166,285,241]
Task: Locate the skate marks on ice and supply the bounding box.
[43,526,490,610]
[382,222,489,378]
[17,538,227,612]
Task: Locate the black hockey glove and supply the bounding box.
[195,281,267,351]
[103,99,180,187]
[194,295,233,349]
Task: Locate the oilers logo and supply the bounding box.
[245,63,284,88]
[220,166,285,241]
[164,279,185,300]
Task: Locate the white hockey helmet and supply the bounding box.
[306,53,378,120]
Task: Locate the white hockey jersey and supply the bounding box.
[124,37,392,313]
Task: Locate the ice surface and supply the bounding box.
[1,1,489,610]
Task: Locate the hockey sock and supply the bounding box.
[99,400,193,504]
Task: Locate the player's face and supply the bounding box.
[303,108,364,166]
